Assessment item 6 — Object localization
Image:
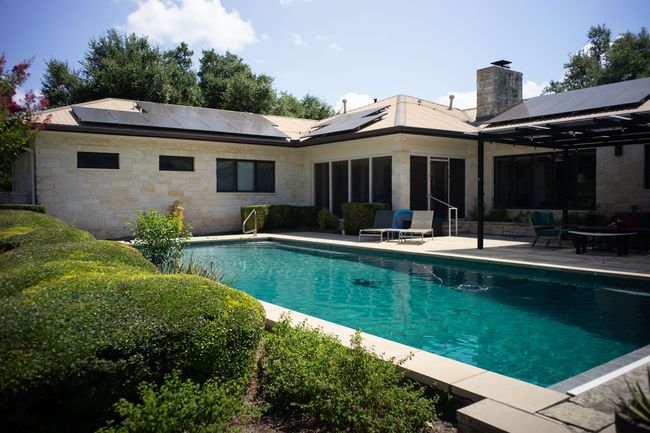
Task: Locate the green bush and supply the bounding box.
[0,215,264,433]
[241,205,321,232]
[99,371,250,433]
[0,203,46,213]
[263,319,438,433]
[341,203,390,236]
[128,209,191,269]
[318,207,338,230]
[0,209,94,250]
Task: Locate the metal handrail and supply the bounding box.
[428,195,458,237]
[242,209,257,236]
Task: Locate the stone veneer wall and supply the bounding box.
[33,131,310,239]
[596,144,650,215]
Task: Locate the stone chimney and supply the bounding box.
[476,60,522,121]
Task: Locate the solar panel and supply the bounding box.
[305,105,389,137]
[72,106,117,124]
[488,77,650,124]
[141,112,183,129]
[109,110,151,126]
[136,101,175,115]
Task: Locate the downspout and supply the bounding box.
[24,147,35,205]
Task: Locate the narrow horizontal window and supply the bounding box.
[77,151,119,169]
[216,158,275,193]
[159,155,194,172]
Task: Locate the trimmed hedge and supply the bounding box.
[0,203,46,213]
[241,205,321,232]
[0,209,94,250]
[0,212,265,433]
[342,202,391,235]
[263,319,438,432]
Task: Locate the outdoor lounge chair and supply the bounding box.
[398,210,434,244]
[358,210,396,242]
[530,211,567,247]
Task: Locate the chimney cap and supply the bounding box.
[491,60,512,69]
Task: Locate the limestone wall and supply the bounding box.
[34,131,310,239]
[596,144,650,215]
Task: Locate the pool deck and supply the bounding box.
[190,232,650,432]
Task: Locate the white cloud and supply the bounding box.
[279,0,312,6]
[124,0,255,52]
[435,90,476,110]
[261,33,269,40]
[329,42,342,52]
[292,33,308,47]
[334,92,375,113]
[523,80,548,99]
[434,80,548,109]
[316,33,334,41]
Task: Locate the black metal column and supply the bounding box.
[477,135,485,249]
[562,147,569,227]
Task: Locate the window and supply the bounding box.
[77,151,119,169]
[159,155,194,171]
[314,162,329,209]
[494,150,596,209]
[372,156,392,204]
[331,160,349,217]
[351,158,369,202]
[216,159,275,192]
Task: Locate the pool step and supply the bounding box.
[457,399,576,433]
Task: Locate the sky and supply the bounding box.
[2,0,649,111]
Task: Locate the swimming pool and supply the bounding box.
[186,240,650,387]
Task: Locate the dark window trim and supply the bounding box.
[216,158,275,193]
[159,155,194,172]
[493,149,596,210]
[645,144,650,189]
[77,151,119,169]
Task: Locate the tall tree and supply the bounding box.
[545,24,650,93]
[198,50,275,113]
[41,59,88,108]
[163,42,203,106]
[300,93,334,120]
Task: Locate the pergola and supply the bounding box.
[472,90,650,249]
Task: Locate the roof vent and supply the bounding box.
[491,60,512,69]
[448,94,455,110]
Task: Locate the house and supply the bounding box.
[8,62,650,239]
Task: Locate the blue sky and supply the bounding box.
[2,0,649,110]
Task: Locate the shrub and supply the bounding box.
[0,203,46,213]
[163,253,229,284]
[128,209,191,269]
[99,371,251,433]
[263,319,438,433]
[0,209,94,250]
[241,205,321,232]
[341,202,390,235]
[0,217,264,433]
[318,207,338,230]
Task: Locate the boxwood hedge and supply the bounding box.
[0,212,265,433]
[341,202,391,235]
[0,209,94,250]
[241,204,321,232]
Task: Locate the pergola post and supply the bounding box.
[562,147,569,228]
[477,135,485,249]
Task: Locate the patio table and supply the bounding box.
[568,230,637,256]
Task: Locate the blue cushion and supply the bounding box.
[539,228,560,236]
[532,211,554,226]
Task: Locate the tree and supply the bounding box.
[300,93,334,120]
[545,24,650,93]
[41,59,88,108]
[0,55,48,190]
[198,50,275,113]
[271,91,305,117]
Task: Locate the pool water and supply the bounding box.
[186,240,650,387]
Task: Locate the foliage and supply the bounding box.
[341,202,391,235]
[0,209,93,250]
[0,212,264,433]
[163,253,230,285]
[318,207,339,230]
[263,319,439,432]
[42,30,203,108]
[128,209,191,269]
[241,205,321,232]
[0,54,48,190]
[0,203,45,213]
[616,368,650,425]
[545,24,650,93]
[99,371,251,433]
[41,29,334,119]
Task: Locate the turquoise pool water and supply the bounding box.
[186,240,650,387]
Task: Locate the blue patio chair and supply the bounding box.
[530,211,567,247]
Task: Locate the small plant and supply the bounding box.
[99,370,253,433]
[616,368,650,428]
[168,200,185,231]
[163,254,234,285]
[263,318,439,432]
[318,207,338,230]
[127,209,191,270]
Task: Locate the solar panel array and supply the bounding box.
[304,105,390,138]
[71,102,290,139]
[488,77,650,124]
